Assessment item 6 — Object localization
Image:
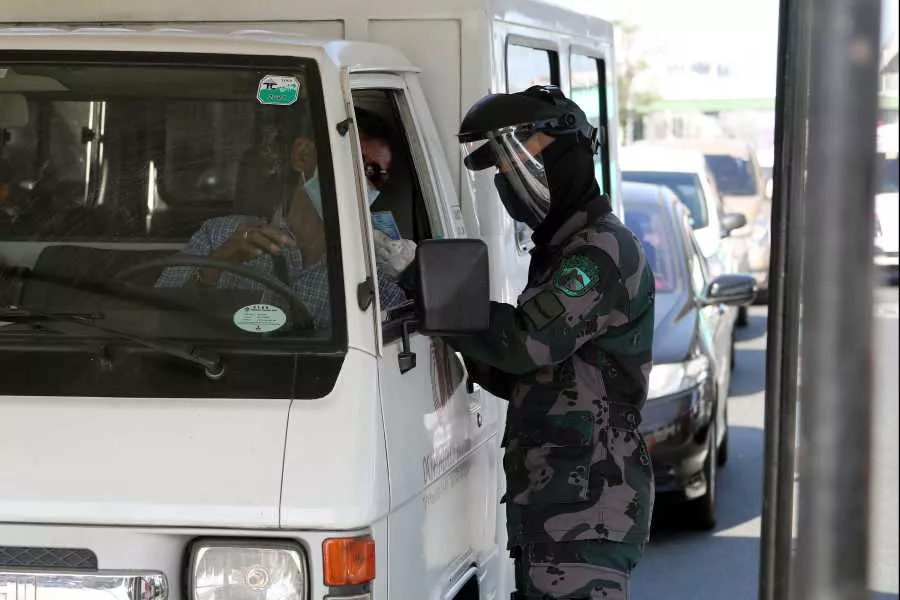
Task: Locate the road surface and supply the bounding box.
[632,286,899,600]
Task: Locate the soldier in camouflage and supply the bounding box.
[445,85,655,599]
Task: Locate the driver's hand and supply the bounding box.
[213,221,296,264]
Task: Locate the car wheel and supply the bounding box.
[737,306,749,327]
[717,402,729,467]
[688,421,718,531]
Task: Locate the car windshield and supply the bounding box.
[704,154,758,196]
[622,171,710,229]
[624,202,682,294]
[876,152,899,194]
[0,57,343,347]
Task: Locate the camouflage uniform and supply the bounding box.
[447,195,655,600]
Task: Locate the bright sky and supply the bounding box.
[550,0,780,74]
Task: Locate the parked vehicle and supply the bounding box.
[0,2,622,599]
[623,180,757,530]
[875,122,899,283]
[619,144,752,326]
[640,138,772,300]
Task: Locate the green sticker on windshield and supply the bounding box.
[257,75,300,106]
[553,254,601,298]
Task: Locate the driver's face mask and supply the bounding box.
[302,168,380,221]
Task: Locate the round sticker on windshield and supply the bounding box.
[257,75,300,106]
[234,304,287,333]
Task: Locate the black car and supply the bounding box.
[623,181,757,530]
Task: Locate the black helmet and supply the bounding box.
[458,85,598,229]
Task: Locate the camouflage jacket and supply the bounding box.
[446,195,655,548]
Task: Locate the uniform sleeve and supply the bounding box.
[445,247,624,375]
[462,356,512,400]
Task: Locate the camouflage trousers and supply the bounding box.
[511,539,644,600]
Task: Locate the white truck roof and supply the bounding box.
[619,144,709,176]
[0,28,418,74]
[1,0,611,34]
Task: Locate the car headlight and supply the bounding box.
[648,356,711,399]
[189,541,307,600]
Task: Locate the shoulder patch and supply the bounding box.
[553,254,601,298]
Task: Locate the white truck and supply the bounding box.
[0,2,623,600]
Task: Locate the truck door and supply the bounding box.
[345,72,503,599]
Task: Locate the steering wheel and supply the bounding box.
[113,256,315,330]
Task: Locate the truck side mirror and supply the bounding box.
[416,238,490,335]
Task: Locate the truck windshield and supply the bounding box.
[0,57,344,354]
[704,154,759,196]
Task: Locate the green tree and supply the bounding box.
[614,20,659,140]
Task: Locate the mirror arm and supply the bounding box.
[398,318,418,374]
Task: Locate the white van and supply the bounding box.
[0,2,622,600]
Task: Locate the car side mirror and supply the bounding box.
[416,238,490,336]
[720,212,747,237]
[765,177,774,200]
[702,274,757,307]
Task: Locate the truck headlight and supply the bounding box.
[648,356,710,400]
[189,540,307,600]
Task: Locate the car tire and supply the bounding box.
[737,306,749,327]
[688,422,718,531]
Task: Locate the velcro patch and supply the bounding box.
[521,291,566,331]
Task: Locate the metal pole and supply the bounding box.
[794,0,881,598]
[758,0,810,596]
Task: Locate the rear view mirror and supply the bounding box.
[416,238,490,336]
[703,274,757,307]
[720,212,748,236]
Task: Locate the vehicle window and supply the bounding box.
[622,171,710,229]
[570,53,612,196]
[506,43,558,92]
[0,59,345,347]
[704,154,759,196]
[876,151,899,194]
[350,89,437,338]
[624,202,682,293]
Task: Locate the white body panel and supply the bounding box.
[0,3,621,599]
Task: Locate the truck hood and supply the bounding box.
[0,395,290,527]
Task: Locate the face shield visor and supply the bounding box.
[462,125,554,230]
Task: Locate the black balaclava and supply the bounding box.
[530,133,609,246]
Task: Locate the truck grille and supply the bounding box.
[0,546,98,570]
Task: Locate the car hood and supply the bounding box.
[652,292,696,365]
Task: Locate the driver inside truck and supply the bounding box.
[155,107,415,328]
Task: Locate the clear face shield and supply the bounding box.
[462,125,555,229]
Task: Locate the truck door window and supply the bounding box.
[350,89,437,342]
[570,53,612,196]
[506,43,559,92]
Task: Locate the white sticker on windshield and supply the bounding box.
[257,75,300,106]
[233,304,287,333]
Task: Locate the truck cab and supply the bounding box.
[0,3,622,599]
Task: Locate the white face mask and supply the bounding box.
[366,177,381,206]
[303,167,322,218]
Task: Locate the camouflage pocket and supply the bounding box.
[502,412,595,505]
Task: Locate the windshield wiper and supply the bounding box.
[0,307,225,380]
